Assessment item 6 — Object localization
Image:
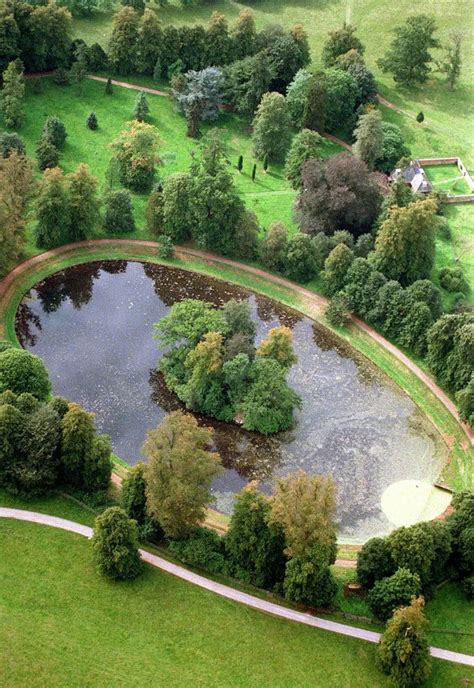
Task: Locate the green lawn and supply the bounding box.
[425,165,471,195]
[70,0,474,170]
[16,77,342,238]
[434,204,474,306]
[1,508,472,687]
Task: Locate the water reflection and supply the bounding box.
[16,260,446,541]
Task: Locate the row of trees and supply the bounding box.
[0,344,111,496]
[357,490,474,611]
[154,298,301,434]
[114,409,340,608]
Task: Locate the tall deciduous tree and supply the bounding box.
[225,482,286,588]
[324,67,359,134]
[92,507,142,580]
[143,411,223,538]
[259,221,288,273]
[138,8,162,75]
[66,164,100,241]
[108,6,140,75]
[437,31,462,90]
[1,60,25,128]
[0,151,34,276]
[35,167,72,249]
[286,69,312,127]
[322,23,365,67]
[190,134,245,255]
[426,313,473,393]
[256,326,297,370]
[111,121,160,192]
[323,243,354,296]
[296,153,381,237]
[205,12,232,67]
[373,198,437,286]
[378,597,432,687]
[285,129,323,188]
[0,5,19,74]
[252,92,292,162]
[353,109,384,171]
[270,470,337,558]
[25,2,72,72]
[161,172,194,243]
[302,71,327,133]
[378,14,440,86]
[231,9,256,60]
[224,51,274,117]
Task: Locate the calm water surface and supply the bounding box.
[16,261,446,541]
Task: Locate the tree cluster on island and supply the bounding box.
[153,298,301,434]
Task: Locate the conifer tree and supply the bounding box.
[133,90,150,122]
[252,92,292,162]
[353,109,384,171]
[1,60,25,128]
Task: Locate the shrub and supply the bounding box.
[233,211,259,261]
[368,568,421,621]
[0,340,14,353]
[42,116,67,149]
[283,553,337,608]
[104,190,136,234]
[326,293,350,327]
[357,537,395,589]
[86,112,98,130]
[259,222,288,273]
[0,348,51,400]
[378,597,432,688]
[225,483,286,589]
[285,233,317,282]
[53,68,70,86]
[121,462,148,525]
[0,132,26,159]
[36,137,59,171]
[91,507,142,580]
[463,575,474,600]
[439,266,470,295]
[169,527,227,575]
[416,111,424,123]
[157,235,173,259]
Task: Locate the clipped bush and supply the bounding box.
[368,568,421,621]
[357,537,396,589]
[0,348,51,400]
[168,527,227,575]
[92,506,142,580]
[86,112,98,130]
[439,266,470,295]
[283,555,337,608]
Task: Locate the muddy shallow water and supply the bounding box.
[16,260,446,541]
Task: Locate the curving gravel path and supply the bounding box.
[1,507,473,667]
[1,239,471,446]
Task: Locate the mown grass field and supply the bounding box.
[0,491,472,687]
[18,77,340,238]
[71,0,474,169]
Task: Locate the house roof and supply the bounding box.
[390,161,433,193]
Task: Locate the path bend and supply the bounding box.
[1,508,473,667]
[1,239,472,446]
